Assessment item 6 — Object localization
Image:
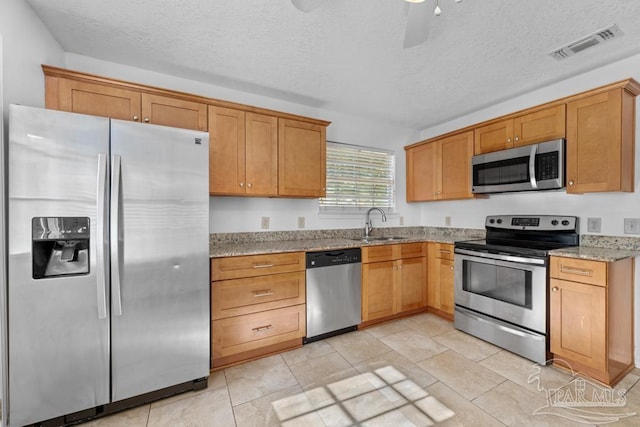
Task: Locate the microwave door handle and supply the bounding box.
[529,145,538,189]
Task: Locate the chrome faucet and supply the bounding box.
[364,207,387,239]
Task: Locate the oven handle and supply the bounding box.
[456,307,545,342]
[454,248,546,266]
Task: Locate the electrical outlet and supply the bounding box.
[587,217,601,233]
[399,216,404,226]
[261,216,270,230]
[445,216,452,226]
[624,218,640,234]
[297,216,305,229]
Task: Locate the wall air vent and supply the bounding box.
[549,24,623,60]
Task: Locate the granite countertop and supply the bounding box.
[209,227,484,258]
[209,227,640,261]
[549,246,640,262]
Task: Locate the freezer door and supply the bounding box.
[110,121,210,401]
[7,105,110,426]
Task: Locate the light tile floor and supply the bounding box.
[82,313,640,426]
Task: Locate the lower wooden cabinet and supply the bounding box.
[361,243,427,324]
[549,256,634,386]
[210,252,306,369]
[427,242,455,320]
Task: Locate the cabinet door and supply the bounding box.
[550,279,606,371]
[406,143,437,202]
[426,244,440,310]
[438,257,455,316]
[55,78,141,121]
[566,89,633,193]
[209,106,246,195]
[362,261,396,321]
[398,257,427,312]
[141,93,207,131]
[474,119,513,154]
[513,105,565,148]
[245,112,278,196]
[439,131,474,200]
[278,119,326,197]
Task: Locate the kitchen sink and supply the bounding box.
[349,236,409,242]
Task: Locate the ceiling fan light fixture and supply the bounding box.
[405,0,426,3]
[434,1,442,16]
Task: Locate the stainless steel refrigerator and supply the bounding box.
[5,105,210,426]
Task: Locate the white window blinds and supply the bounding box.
[320,142,396,212]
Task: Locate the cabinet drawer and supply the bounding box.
[431,242,454,260]
[212,271,305,319]
[211,304,306,359]
[362,245,396,263]
[212,252,305,280]
[550,257,607,286]
[399,242,426,258]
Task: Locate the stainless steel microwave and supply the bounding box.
[471,139,565,194]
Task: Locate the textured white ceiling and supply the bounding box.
[26,0,640,129]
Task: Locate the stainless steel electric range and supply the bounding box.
[454,215,579,365]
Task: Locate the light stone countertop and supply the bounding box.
[209,227,640,261]
[549,246,640,262]
[209,227,484,258]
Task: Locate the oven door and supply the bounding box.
[454,249,547,333]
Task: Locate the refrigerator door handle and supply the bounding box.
[111,154,123,316]
[96,154,108,319]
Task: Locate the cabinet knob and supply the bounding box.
[552,287,559,292]
[239,182,244,188]
[143,117,150,123]
[132,115,139,121]
[568,180,574,186]
[514,136,519,142]
[450,266,454,270]
[247,183,252,188]
[507,137,511,143]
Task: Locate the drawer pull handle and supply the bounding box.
[253,290,274,297]
[252,324,273,332]
[253,264,274,269]
[439,250,451,254]
[560,266,593,277]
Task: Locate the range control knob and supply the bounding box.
[496,219,503,224]
[551,220,559,226]
[562,220,570,226]
[489,219,495,224]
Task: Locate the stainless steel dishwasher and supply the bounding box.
[304,248,362,343]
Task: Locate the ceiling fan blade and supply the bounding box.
[403,2,431,48]
[291,0,324,12]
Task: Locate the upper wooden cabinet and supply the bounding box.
[278,119,327,198]
[43,65,330,199]
[45,67,207,131]
[474,105,566,154]
[566,85,638,193]
[406,131,473,202]
[209,106,278,196]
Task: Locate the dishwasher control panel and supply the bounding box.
[306,248,362,268]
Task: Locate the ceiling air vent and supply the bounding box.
[549,24,623,60]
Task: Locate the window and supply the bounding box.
[320,142,396,212]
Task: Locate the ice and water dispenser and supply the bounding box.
[32,217,90,279]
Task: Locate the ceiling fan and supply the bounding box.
[291,0,461,48]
